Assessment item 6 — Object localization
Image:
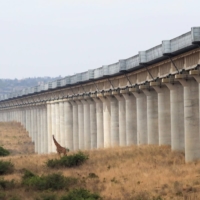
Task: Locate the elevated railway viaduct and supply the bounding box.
[1,27,200,162]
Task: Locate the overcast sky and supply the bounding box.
[0,0,199,79]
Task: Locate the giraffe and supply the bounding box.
[52,135,69,157]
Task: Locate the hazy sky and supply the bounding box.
[0,0,199,79]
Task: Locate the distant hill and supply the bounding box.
[0,76,61,95]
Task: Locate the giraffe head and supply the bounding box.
[65,148,70,152]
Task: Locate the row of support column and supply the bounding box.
[0,73,200,162]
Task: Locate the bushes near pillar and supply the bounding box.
[0,146,10,156]
[0,160,14,175]
[46,151,89,168]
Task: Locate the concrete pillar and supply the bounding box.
[31,106,35,142]
[22,108,26,128]
[108,94,119,147]
[89,98,97,149]
[131,89,147,145]
[20,109,22,124]
[51,101,56,153]
[25,108,28,130]
[16,108,18,122]
[41,104,48,154]
[178,77,200,162]
[92,95,104,148]
[40,105,45,154]
[36,105,41,153]
[114,93,126,146]
[25,107,28,133]
[15,108,18,122]
[121,89,137,145]
[27,107,31,136]
[55,101,60,143]
[142,87,158,145]
[81,98,91,150]
[76,99,84,150]
[44,104,48,154]
[19,109,21,124]
[63,100,73,150]
[98,92,111,148]
[32,105,37,152]
[47,102,52,153]
[11,109,15,122]
[70,100,79,150]
[152,84,171,145]
[165,81,184,151]
[59,100,65,146]
[10,110,12,122]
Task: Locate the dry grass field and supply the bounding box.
[0,122,200,200]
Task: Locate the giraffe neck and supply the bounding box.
[53,135,62,148]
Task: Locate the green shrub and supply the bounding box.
[38,193,57,200]
[22,169,35,180]
[0,191,6,200]
[46,152,89,168]
[0,178,15,190]
[60,188,101,200]
[9,196,22,200]
[88,173,99,179]
[0,161,14,175]
[22,170,77,191]
[0,146,10,157]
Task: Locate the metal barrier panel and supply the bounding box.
[125,55,139,70]
[103,65,109,76]
[34,86,38,93]
[70,74,77,84]
[146,44,162,62]
[76,73,82,83]
[192,27,200,42]
[88,69,94,80]
[52,80,61,89]
[81,71,89,82]
[108,62,119,75]
[60,76,71,86]
[170,32,191,52]
[94,67,103,79]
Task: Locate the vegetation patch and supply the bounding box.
[37,193,57,200]
[22,169,77,191]
[9,196,22,200]
[46,151,89,168]
[88,173,99,179]
[60,188,102,200]
[0,192,6,200]
[0,146,10,156]
[0,160,14,175]
[0,178,15,190]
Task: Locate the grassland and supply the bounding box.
[0,122,200,200]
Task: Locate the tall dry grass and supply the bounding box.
[0,122,200,200]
